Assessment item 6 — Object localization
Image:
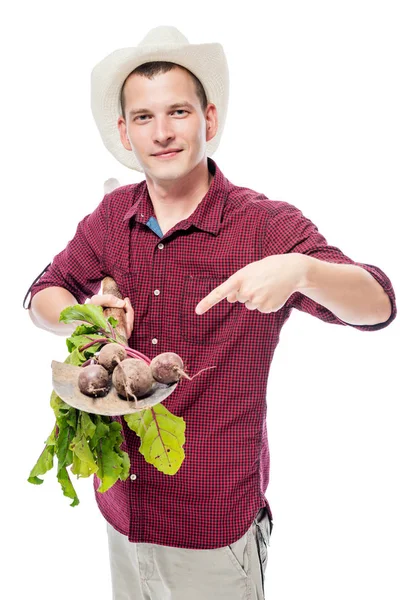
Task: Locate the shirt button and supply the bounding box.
[130,474,137,481]
[152,338,158,345]
[158,243,164,250]
[154,289,160,296]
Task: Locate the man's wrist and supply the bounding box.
[293,253,314,291]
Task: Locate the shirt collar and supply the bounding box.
[122,157,229,236]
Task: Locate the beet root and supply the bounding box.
[78,364,110,397]
[112,358,154,402]
[150,352,217,384]
[97,343,127,372]
[150,352,190,384]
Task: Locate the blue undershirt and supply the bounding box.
[146,215,163,238]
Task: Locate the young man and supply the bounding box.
[26,25,397,600]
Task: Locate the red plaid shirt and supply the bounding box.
[28,157,397,549]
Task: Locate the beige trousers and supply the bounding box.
[106,508,272,600]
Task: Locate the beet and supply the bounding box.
[112,358,154,402]
[150,352,190,384]
[97,343,127,372]
[78,364,110,397]
[150,352,217,384]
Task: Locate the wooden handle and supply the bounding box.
[101,276,128,346]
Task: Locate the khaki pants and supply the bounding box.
[106,508,272,600]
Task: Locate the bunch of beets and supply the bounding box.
[78,344,190,404]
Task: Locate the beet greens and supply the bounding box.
[27,303,192,506]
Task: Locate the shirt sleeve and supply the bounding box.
[264,201,397,331]
[26,195,109,309]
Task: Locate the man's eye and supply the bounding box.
[135,110,187,122]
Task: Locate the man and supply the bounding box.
[26,25,397,600]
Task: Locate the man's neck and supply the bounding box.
[145,161,213,227]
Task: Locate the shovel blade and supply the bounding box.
[51,360,178,416]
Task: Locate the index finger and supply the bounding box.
[195,278,239,315]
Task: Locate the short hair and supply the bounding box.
[120,61,208,119]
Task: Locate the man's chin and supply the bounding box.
[148,159,188,176]
[144,164,187,182]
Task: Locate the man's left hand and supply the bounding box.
[195,253,307,315]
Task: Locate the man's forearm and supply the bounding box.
[29,286,79,336]
[296,255,392,326]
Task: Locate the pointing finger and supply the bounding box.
[195,279,239,315]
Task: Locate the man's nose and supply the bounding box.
[152,117,175,144]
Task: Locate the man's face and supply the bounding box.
[117,67,217,181]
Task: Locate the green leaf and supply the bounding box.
[90,416,111,448]
[107,316,119,328]
[66,333,107,354]
[104,421,125,455]
[70,454,89,478]
[56,424,74,473]
[81,412,96,439]
[83,343,103,357]
[50,390,70,417]
[69,431,98,477]
[94,420,130,492]
[57,466,79,506]
[69,412,98,477]
[66,325,99,352]
[27,425,57,485]
[116,448,130,481]
[66,407,78,429]
[65,348,87,366]
[95,437,124,493]
[123,409,150,437]
[64,344,102,365]
[70,324,100,336]
[59,304,108,330]
[124,404,186,475]
[71,452,96,478]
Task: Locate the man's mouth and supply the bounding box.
[152,150,183,158]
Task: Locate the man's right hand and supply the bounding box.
[86,294,134,339]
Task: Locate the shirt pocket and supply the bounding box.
[179,275,242,345]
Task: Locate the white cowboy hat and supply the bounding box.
[91,25,229,172]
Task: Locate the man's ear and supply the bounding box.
[117,116,132,151]
[205,104,218,142]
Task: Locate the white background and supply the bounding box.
[1,1,399,598]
